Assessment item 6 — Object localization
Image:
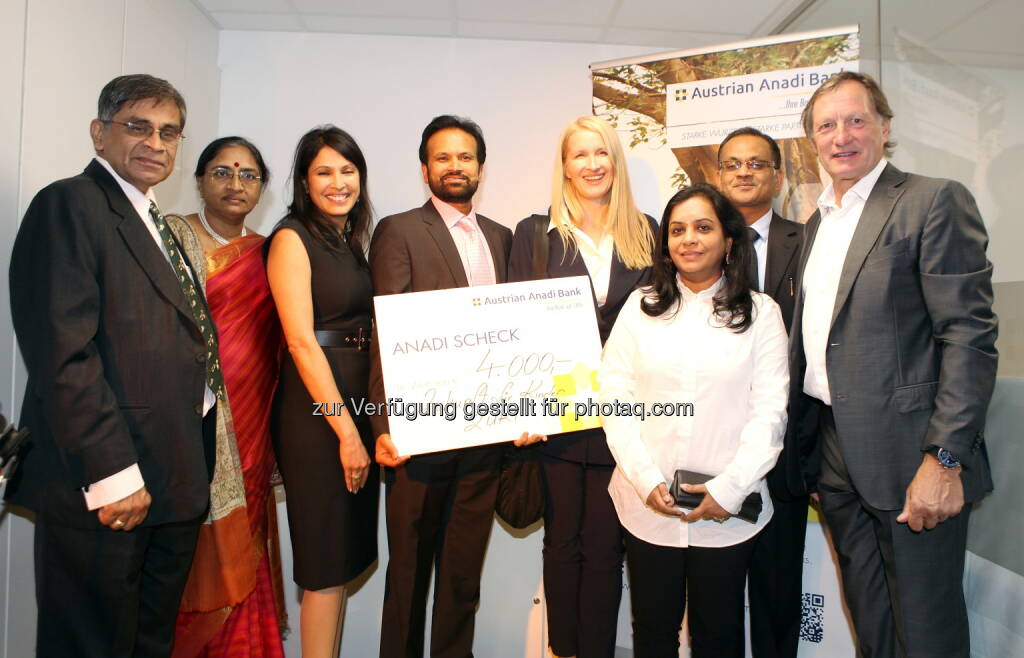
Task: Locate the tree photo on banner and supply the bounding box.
[592,27,859,223]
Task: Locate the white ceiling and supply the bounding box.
[789,0,1024,69]
[193,0,810,50]
[193,0,1024,69]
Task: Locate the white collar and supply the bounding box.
[676,272,725,301]
[95,156,158,213]
[817,158,888,214]
[431,195,477,230]
[547,215,610,249]
[749,208,773,240]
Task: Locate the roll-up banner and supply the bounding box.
[591,26,859,224]
[593,27,861,656]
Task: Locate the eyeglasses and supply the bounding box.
[206,167,262,186]
[102,120,184,144]
[718,159,777,171]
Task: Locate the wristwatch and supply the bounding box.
[927,446,961,469]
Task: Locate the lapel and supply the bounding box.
[86,161,194,321]
[419,200,470,287]
[605,248,646,312]
[830,163,907,328]
[478,215,508,283]
[764,211,799,299]
[545,222,647,319]
[788,210,820,366]
[546,226,596,306]
[548,225,588,278]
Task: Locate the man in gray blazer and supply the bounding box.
[369,115,513,658]
[784,71,997,658]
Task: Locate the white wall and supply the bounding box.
[216,29,665,657]
[217,31,666,234]
[0,2,221,656]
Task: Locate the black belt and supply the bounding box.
[315,328,371,350]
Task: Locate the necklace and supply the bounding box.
[199,207,247,246]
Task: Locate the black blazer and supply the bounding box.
[762,212,802,332]
[759,212,805,499]
[6,160,213,527]
[507,213,657,466]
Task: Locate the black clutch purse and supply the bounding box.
[669,469,762,523]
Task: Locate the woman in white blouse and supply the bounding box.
[508,116,657,658]
[600,182,789,658]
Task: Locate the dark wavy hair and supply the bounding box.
[641,183,754,332]
[284,125,373,256]
[193,136,270,184]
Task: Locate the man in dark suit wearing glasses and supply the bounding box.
[7,74,217,657]
[716,126,805,658]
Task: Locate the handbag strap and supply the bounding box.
[531,214,549,280]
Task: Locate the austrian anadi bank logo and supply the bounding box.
[674,87,688,102]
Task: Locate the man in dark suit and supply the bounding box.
[7,74,217,657]
[715,127,805,658]
[784,71,997,658]
[370,115,513,658]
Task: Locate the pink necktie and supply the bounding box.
[457,217,495,287]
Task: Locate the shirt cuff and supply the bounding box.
[704,475,745,516]
[634,467,667,505]
[83,464,144,510]
[203,385,216,415]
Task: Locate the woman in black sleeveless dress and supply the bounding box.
[266,126,377,658]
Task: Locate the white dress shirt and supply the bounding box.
[432,196,496,286]
[600,276,789,548]
[86,158,214,510]
[547,218,615,306]
[801,158,888,404]
[748,209,772,292]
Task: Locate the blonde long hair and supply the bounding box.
[550,116,654,270]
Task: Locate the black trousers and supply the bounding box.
[748,493,809,658]
[624,529,756,658]
[816,402,972,658]
[379,451,500,658]
[539,455,623,657]
[34,515,202,658]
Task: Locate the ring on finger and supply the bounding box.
[112,519,125,528]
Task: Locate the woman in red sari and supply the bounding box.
[168,137,286,657]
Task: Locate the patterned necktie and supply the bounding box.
[747,226,761,292]
[148,201,225,400]
[457,217,496,287]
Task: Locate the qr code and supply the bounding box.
[800,593,825,643]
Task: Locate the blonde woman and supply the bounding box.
[509,115,656,658]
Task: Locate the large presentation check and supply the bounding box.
[374,276,602,456]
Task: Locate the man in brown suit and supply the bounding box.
[369,115,513,658]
